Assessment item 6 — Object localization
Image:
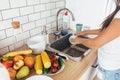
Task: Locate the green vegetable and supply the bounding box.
[58,57,64,69]
[43,67,51,74]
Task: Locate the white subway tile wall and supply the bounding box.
[30,27,41,36]
[26,0,40,6]
[0,12,2,20]
[56,1,65,8]
[0,47,9,55]
[34,4,46,12]
[13,16,28,24]
[35,19,46,27]
[51,0,60,1]
[0,0,10,10]
[46,3,56,10]
[41,11,51,18]
[0,0,65,54]
[28,13,41,22]
[10,0,26,8]
[40,0,51,3]
[20,6,34,16]
[47,16,56,24]
[5,28,14,37]
[0,19,12,30]
[22,22,36,32]
[2,9,20,19]
[0,37,15,49]
[16,31,30,42]
[0,30,6,40]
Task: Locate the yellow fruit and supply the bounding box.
[41,51,51,68]
[35,55,43,74]
[3,50,32,57]
[24,56,35,68]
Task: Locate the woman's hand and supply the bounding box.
[76,30,87,37]
[73,37,82,44]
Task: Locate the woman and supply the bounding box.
[73,0,120,80]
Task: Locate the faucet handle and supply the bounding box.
[42,25,47,34]
[53,31,61,40]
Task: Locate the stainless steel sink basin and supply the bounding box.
[49,33,91,62]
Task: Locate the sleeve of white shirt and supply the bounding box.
[114,10,120,18]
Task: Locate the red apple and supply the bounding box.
[2,60,13,68]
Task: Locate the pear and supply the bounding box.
[16,66,30,80]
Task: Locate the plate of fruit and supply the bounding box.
[0,50,35,80]
[35,50,65,75]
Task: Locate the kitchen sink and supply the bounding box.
[49,33,91,62]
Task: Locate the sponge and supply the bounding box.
[61,30,68,36]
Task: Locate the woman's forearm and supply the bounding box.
[84,29,102,35]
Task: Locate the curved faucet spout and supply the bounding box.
[56,8,75,31]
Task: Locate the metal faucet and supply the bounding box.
[56,8,75,31]
[54,8,75,40]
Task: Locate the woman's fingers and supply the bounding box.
[76,31,86,36]
[73,37,81,44]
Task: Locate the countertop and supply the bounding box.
[15,44,97,80]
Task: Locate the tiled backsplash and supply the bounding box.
[0,0,65,54]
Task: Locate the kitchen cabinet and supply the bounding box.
[80,66,97,80]
[80,61,98,80]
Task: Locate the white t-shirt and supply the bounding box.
[98,10,120,70]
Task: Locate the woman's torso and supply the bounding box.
[98,10,120,70]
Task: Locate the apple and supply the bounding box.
[2,60,13,68]
[13,60,24,70]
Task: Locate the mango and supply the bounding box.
[16,66,30,80]
[7,67,16,80]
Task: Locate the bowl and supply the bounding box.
[69,35,76,44]
[27,35,46,54]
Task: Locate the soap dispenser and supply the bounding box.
[62,10,70,29]
[42,25,49,46]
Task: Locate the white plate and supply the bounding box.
[25,75,53,80]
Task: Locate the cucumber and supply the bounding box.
[43,67,51,74]
[58,57,64,69]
